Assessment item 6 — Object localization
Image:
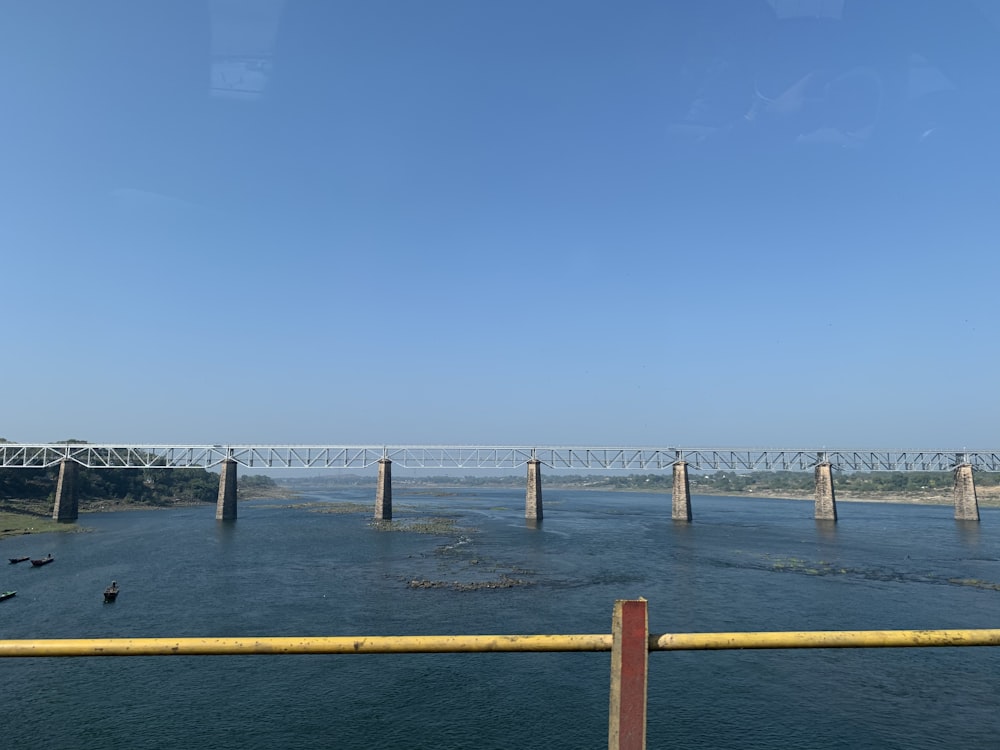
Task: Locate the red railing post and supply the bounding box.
[609,599,648,750]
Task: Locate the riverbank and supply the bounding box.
[0,512,81,539]
[689,484,1000,507]
[1,485,996,539]
[539,481,1000,508]
[0,487,300,538]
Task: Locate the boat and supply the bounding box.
[0,591,15,602]
[103,581,120,603]
[30,554,54,567]
[8,556,30,564]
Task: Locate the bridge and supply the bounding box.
[0,444,990,524]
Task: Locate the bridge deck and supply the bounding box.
[0,445,997,472]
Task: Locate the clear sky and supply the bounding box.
[2,1,999,449]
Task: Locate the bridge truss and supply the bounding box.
[0,445,998,472]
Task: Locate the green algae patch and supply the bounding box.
[759,555,851,577]
[259,501,376,513]
[948,578,1000,591]
[307,502,373,514]
[0,512,84,539]
[370,517,471,535]
[406,574,533,591]
[756,552,1000,591]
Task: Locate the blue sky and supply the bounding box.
[2,1,999,448]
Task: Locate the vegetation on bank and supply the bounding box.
[0,466,280,508]
[0,512,79,539]
[0,438,284,516]
[593,470,993,495]
[277,469,998,496]
[0,468,284,537]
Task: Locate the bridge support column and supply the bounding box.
[216,459,238,521]
[953,464,980,521]
[526,459,543,521]
[671,461,692,522]
[375,459,392,521]
[52,459,79,522]
[814,463,837,521]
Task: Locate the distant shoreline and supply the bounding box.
[1,484,995,539]
[548,484,1000,507]
[688,488,953,505]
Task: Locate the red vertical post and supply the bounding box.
[609,599,648,750]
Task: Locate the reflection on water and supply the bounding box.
[815,517,839,541]
[2,491,999,749]
[956,519,983,550]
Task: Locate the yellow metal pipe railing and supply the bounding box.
[651,628,1000,650]
[0,634,613,657]
[6,600,1000,750]
[3,628,1000,658]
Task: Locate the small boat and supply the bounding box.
[103,581,120,603]
[0,591,15,602]
[31,554,54,567]
[8,556,30,564]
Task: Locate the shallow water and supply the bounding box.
[2,490,998,749]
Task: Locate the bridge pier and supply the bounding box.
[52,459,79,522]
[375,459,392,521]
[526,459,543,520]
[953,464,980,521]
[672,461,692,521]
[814,463,838,521]
[216,459,238,521]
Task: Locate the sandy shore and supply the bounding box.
[696,485,1000,507]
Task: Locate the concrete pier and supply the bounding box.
[814,463,837,521]
[375,459,392,521]
[671,461,692,522]
[953,464,980,521]
[52,459,79,522]
[216,459,238,521]
[526,459,543,520]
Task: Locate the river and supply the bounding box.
[2,489,998,749]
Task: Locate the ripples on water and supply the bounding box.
[2,490,999,749]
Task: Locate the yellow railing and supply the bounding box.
[3,600,999,750]
[652,628,1000,650]
[0,633,613,657]
[3,628,1000,658]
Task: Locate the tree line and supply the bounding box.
[572,470,1000,494]
[0,466,278,507]
[0,438,276,509]
[280,470,997,494]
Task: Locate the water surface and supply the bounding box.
[2,490,998,749]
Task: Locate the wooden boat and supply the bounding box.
[31,554,54,567]
[0,591,15,602]
[8,556,30,564]
[103,581,120,603]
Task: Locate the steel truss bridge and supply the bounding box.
[0,445,998,473]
